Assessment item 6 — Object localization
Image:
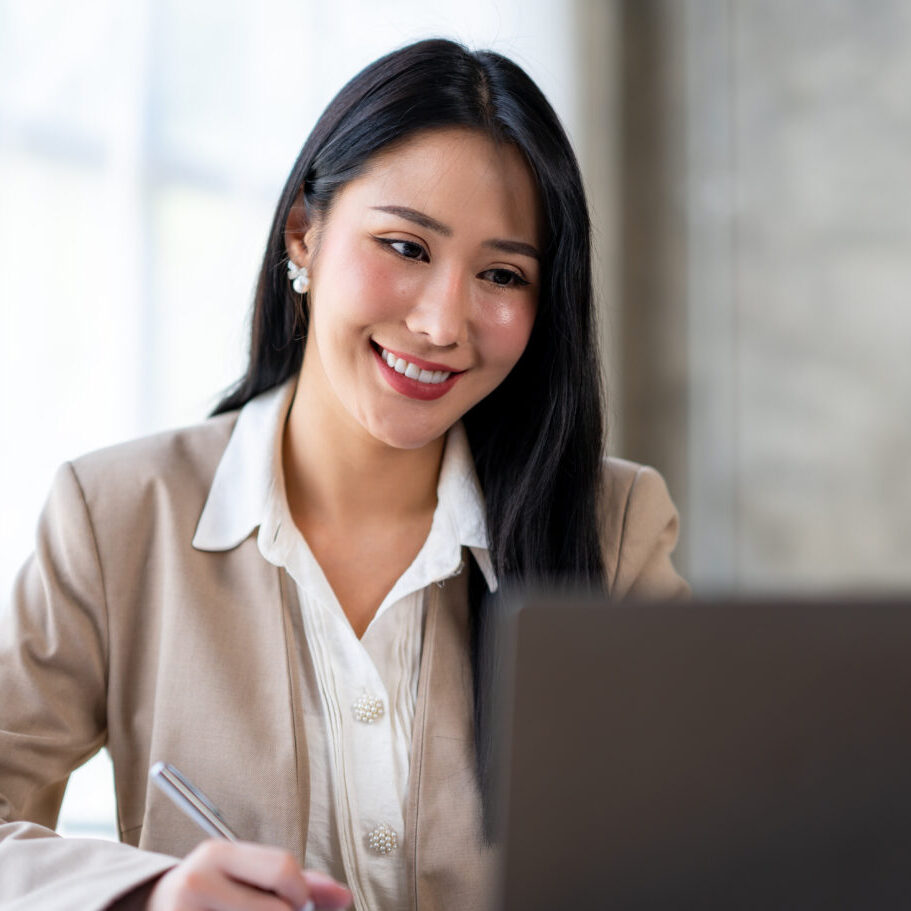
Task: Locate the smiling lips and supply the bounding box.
[372,343,465,401]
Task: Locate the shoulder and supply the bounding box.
[600,457,690,601]
[59,411,239,527]
[23,412,241,623]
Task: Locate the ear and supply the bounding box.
[284,193,319,269]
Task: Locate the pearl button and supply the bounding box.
[367,822,398,855]
[352,693,384,723]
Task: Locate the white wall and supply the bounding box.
[680,0,911,592]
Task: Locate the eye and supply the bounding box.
[376,237,428,262]
[482,268,530,289]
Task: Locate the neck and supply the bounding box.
[282,368,444,527]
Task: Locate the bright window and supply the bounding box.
[0,0,577,845]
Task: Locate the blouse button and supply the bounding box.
[367,822,398,855]
[352,693,385,723]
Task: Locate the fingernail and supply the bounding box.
[300,902,315,911]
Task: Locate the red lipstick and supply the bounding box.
[371,344,464,401]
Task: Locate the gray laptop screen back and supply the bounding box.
[499,599,911,910]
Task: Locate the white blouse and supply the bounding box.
[192,378,497,911]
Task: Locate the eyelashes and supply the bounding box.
[485,268,530,288]
[381,238,426,261]
[373,236,530,289]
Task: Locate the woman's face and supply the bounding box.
[290,127,541,451]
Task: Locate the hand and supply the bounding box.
[147,840,352,910]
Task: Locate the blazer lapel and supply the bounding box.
[405,559,498,911]
[135,544,309,866]
[277,567,312,862]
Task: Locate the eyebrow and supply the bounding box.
[371,205,540,261]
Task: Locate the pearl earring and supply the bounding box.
[287,260,310,294]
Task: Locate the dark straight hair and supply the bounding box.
[213,37,606,835]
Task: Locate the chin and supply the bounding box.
[364,413,452,452]
[373,429,446,452]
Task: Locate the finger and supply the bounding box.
[302,870,353,909]
[185,872,299,911]
[197,840,313,909]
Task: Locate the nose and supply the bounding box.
[404,266,470,348]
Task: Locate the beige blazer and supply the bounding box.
[0,409,687,911]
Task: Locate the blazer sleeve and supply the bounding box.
[602,460,690,601]
[0,463,177,910]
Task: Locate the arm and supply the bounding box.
[1,464,352,911]
[0,463,177,910]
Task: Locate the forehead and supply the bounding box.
[333,128,542,244]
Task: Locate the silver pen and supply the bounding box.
[149,761,315,911]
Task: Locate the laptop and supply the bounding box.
[496,597,911,909]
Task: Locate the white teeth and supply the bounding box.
[379,347,452,384]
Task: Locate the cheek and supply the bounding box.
[480,299,537,368]
[325,239,418,324]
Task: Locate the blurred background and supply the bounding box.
[2,0,910,839]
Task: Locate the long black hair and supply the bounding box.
[213,37,606,834]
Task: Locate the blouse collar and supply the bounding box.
[192,376,497,591]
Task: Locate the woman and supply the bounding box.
[0,38,686,911]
